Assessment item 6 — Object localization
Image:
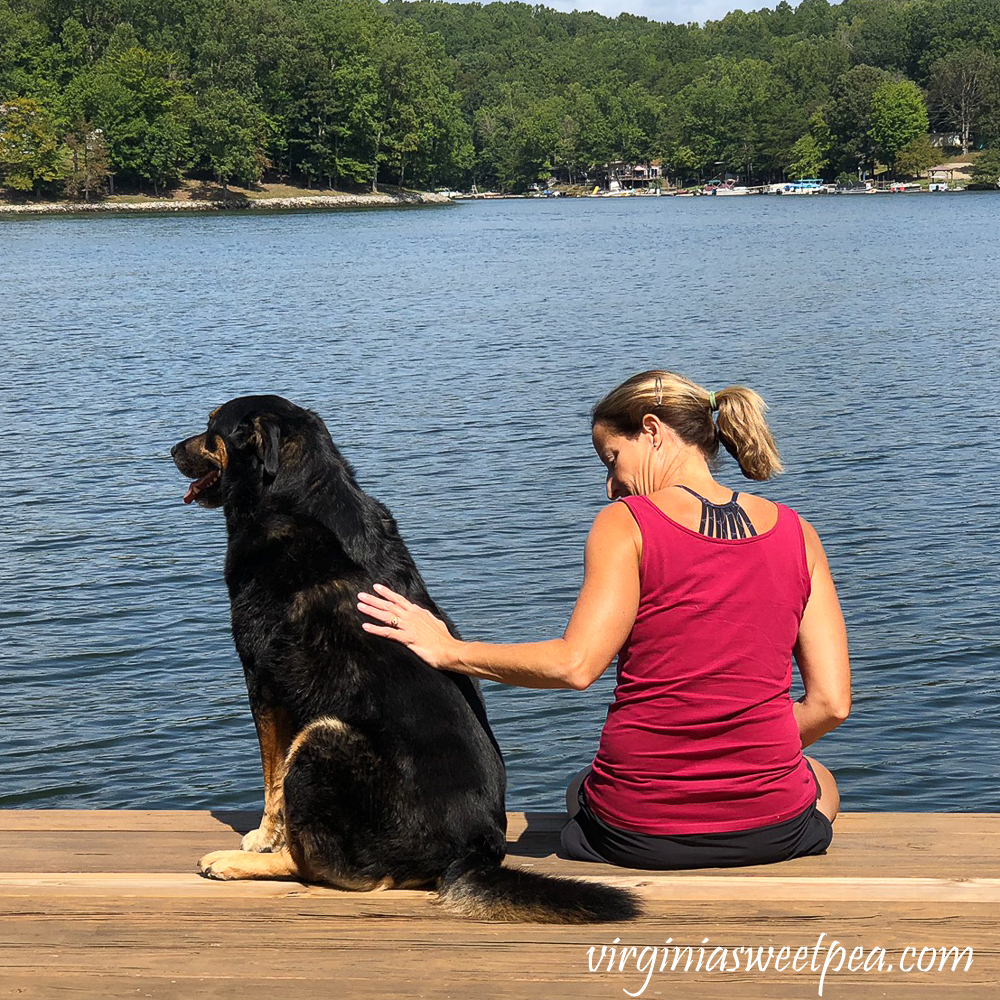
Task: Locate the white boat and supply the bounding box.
[776,178,826,195]
[834,182,876,195]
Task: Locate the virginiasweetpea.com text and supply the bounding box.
[586,933,974,996]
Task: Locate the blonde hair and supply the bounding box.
[591,370,783,481]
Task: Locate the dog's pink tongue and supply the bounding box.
[183,471,219,504]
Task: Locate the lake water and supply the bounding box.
[2,194,999,815]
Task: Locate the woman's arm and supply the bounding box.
[793,516,852,747]
[357,502,641,690]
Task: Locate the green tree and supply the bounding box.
[786,134,827,178]
[277,1,468,191]
[845,1,913,75]
[13,0,1000,199]
[927,47,1000,154]
[772,37,849,107]
[893,133,938,178]
[57,17,94,84]
[868,80,929,173]
[63,121,110,200]
[513,100,563,189]
[191,88,271,189]
[970,147,1000,187]
[367,22,466,191]
[704,9,774,62]
[0,2,58,102]
[671,57,795,182]
[827,65,894,177]
[63,45,192,193]
[552,84,610,182]
[786,112,831,179]
[280,1,381,188]
[791,0,836,38]
[0,97,62,194]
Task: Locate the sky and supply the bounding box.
[539,0,748,25]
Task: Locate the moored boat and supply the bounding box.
[776,178,827,195]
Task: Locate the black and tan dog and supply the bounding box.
[171,395,639,922]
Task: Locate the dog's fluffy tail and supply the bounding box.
[437,857,642,924]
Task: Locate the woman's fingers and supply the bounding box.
[372,583,413,608]
[357,585,413,625]
[357,591,396,617]
[357,588,398,610]
[361,621,397,638]
[358,586,431,645]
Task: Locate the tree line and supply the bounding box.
[2,0,1000,197]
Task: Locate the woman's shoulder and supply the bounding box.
[790,511,825,576]
[586,501,644,564]
[731,493,816,537]
[732,491,783,535]
[592,499,644,533]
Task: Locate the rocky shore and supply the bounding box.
[0,189,453,215]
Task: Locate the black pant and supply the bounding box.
[560,782,832,870]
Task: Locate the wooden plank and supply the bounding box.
[3,830,998,878]
[0,898,995,997]
[1,871,999,902]
[2,811,999,879]
[0,810,259,833]
[0,978,992,1000]
[0,831,242,873]
[2,809,998,836]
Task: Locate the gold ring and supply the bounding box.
[390,617,399,628]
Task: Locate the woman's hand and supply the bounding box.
[357,503,639,689]
[358,584,461,670]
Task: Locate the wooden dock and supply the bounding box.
[1,810,997,998]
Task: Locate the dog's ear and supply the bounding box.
[252,417,282,477]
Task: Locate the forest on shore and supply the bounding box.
[2,0,1000,198]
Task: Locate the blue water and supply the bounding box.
[2,195,999,813]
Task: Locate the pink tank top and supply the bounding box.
[583,493,815,835]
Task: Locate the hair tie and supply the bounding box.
[708,391,719,412]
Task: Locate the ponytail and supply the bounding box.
[714,386,783,481]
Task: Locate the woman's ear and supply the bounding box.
[641,413,662,448]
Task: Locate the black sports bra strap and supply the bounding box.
[676,484,709,503]
[673,485,758,540]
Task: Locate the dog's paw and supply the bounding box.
[199,850,245,880]
[240,825,285,853]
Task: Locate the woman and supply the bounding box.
[358,370,851,870]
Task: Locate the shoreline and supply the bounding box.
[0,189,453,216]
[4,187,994,215]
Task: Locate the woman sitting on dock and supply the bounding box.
[358,370,851,870]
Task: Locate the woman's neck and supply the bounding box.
[651,446,716,493]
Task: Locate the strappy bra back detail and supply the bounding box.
[674,485,758,540]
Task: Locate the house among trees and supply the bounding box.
[604,161,663,190]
